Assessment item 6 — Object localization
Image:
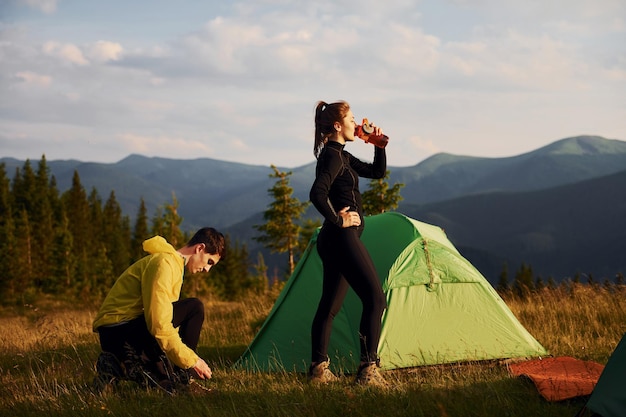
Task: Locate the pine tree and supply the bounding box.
[513,263,535,297]
[0,164,13,303]
[88,188,103,242]
[535,276,545,291]
[253,165,309,277]
[7,158,59,293]
[547,276,557,289]
[254,252,269,292]
[361,170,404,215]
[131,198,150,262]
[10,162,36,296]
[47,171,63,225]
[496,263,510,293]
[62,171,91,293]
[0,163,17,304]
[49,211,75,295]
[151,193,184,248]
[0,211,17,304]
[206,237,257,301]
[11,160,35,215]
[89,244,116,300]
[297,218,321,257]
[220,239,248,300]
[0,163,10,219]
[102,191,131,276]
[32,156,56,291]
[13,208,34,303]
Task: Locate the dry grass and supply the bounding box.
[0,285,623,417]
[505,284,626,362]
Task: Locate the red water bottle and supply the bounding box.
[355,118,388,148]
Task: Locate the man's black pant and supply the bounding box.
[97,297,205,367]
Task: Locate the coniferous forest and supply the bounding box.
[0,157,265,307]
[3,155,623,310]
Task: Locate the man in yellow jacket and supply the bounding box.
[92,227,225,392]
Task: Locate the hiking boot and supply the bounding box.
[121,345,191,394]
[122,345,151,388]
[308,360,338,384]
[92,351,124,393]
[172,367,193,385]
[157,367,196,394]
[148,354,205,394]
[354,361,388,387]
[128,362,178,394]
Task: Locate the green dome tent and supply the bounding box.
[236,212,547,373]
[576,333,626,417]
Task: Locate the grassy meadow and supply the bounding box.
[1,284,624,417]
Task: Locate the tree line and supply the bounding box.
[4,155,617,308]
[0,156,405,307]
[0,157,264,306]
[496,262,625,299]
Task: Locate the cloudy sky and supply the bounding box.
[1,0,624,168]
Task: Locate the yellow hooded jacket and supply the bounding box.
[92,236,198,369]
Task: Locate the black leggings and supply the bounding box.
[97,297,205,366]
[311,226,387,364]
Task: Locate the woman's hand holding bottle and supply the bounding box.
[355,118,388,148]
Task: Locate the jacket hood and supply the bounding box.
[142,236,178,255]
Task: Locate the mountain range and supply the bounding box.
[2,135,626,283]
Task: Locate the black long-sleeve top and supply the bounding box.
[309,141,386,232]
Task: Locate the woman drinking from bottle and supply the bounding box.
[308,100,388,386]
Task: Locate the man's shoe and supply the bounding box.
[308,360,338,384]
[92,351,124,393]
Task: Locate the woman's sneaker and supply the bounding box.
[354,361,388,387]
[307,360,338,384]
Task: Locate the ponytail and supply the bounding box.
[313,100,350,159]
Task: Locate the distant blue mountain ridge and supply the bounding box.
[2,135,626,282]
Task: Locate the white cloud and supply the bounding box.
[438,28,591,92]
[128,99,174,113]
[230,138,250,151]
[406,135,441,156]
[15,71,51,87]
[88,41,123,63]
[185,15,324,76]
[42,41,89,66]
[609,17,625,32]
[20,0,57,14]
[378,25,441,76]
